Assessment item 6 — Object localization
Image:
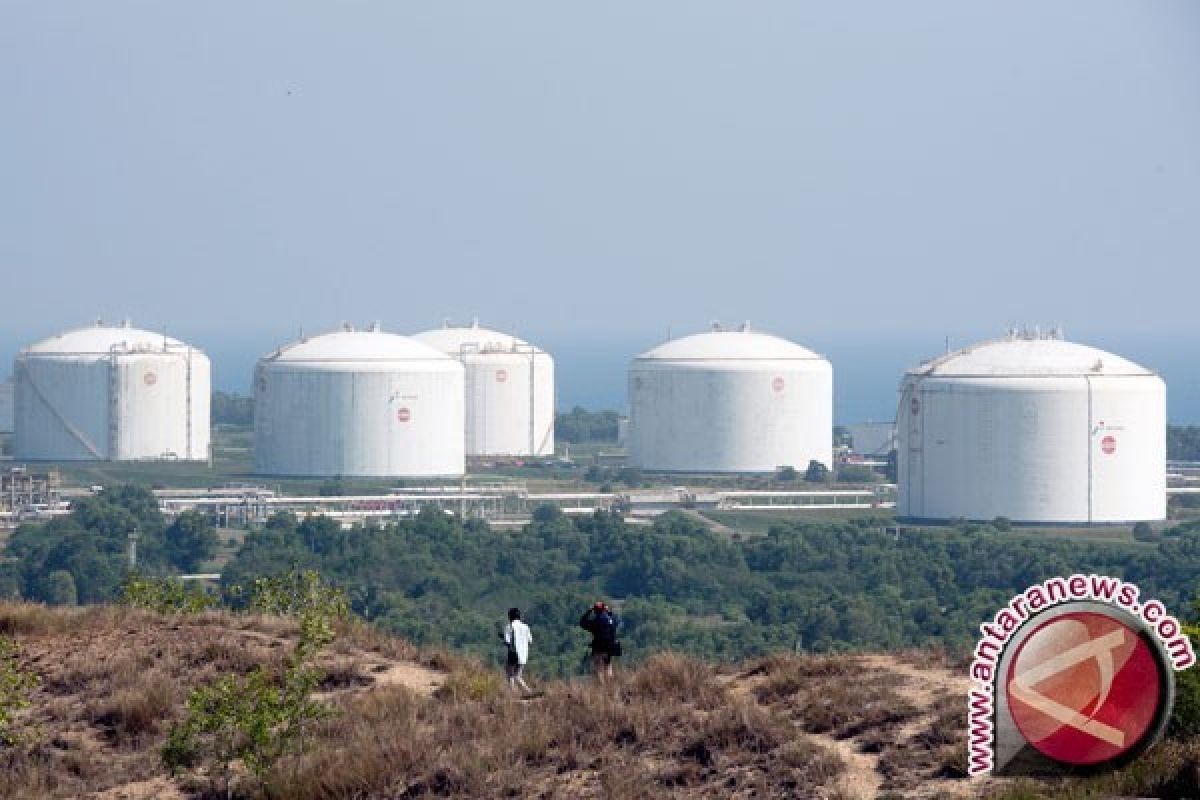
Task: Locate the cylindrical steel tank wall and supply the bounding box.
[628,329,833,473]
[255,330,465,477]
[14,324,210,461]
[413,324,554,457]
[897,336,1165,524]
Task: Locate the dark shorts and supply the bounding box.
[592,641,621,658]
[506,649,519,668]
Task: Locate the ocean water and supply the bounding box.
[2,331,1196,425]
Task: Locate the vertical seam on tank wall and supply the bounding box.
[1086,375,1093,525]
[918,382,925,516]
[109,351,119,459]
[185,348,193,461]
[529,348,536,456]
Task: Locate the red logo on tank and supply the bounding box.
[396,408,411,423]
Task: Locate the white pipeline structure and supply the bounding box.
[255,326,464,477]
[897,330,1166,524]
[628,325,833,473]
[413,321,554,457]
[13,322,210,461]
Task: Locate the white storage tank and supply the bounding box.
[14,321,210,461]
[255,325,465,477]
[413,321,554,457]
[897,330,1166,524]
[628,324,833,473]
[0,379,12,434]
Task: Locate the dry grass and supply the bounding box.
[88,671,177,747]
[985,738,1200,800]
[270,655,848,800]
[8,600,1194,799]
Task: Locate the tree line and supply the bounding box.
[3,486,1198,680]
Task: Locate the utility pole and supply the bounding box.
[127,527,139,569]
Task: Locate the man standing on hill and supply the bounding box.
[503,607,533,693]
[580,600,621,681]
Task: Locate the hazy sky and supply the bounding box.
[2,2,1198,420]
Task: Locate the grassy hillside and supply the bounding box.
[0,602,1197,799]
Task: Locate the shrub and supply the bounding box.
[1133,521,1160,542]
[164,570,346,792]
[0,636,39,745]
[1171,624,1200,738]
[120,575,218,614]
[804,460,831,483]
[836,464,877,484]
[434,669,503,703]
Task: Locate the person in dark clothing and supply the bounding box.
[579,600,620,680]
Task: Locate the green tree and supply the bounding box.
[1170,596,1200,738]
[6,484,170,603]
[555,407,620,443]
[211,391,254,426]
[41,570,77,606]
[804,460,830,483]
[1132,521,1158,542]
[165,511,219,573]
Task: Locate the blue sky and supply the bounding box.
[2,2,1198,421]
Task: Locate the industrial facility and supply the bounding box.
[254,325,465,478]
[627,324,833,473]
[13,322,210,462]
[413,320,554,457]
[897,329,1166,525]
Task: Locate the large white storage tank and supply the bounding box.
[628,325,833,473]
[255,325,465,477]
[13,321,210,461]
[0,379,13,434]
[412,321,554,457]
[897,330,1166,524]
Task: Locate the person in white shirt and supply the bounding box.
[503,607,533,693]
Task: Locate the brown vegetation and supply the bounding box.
[0,602,1193,799]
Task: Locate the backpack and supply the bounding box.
[595,611,617,645]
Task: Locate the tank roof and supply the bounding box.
[263,327,451,363]
[636,326,824,362]
[912,332,1155,378]
[413,320,542,355]
[23,322,190,355]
